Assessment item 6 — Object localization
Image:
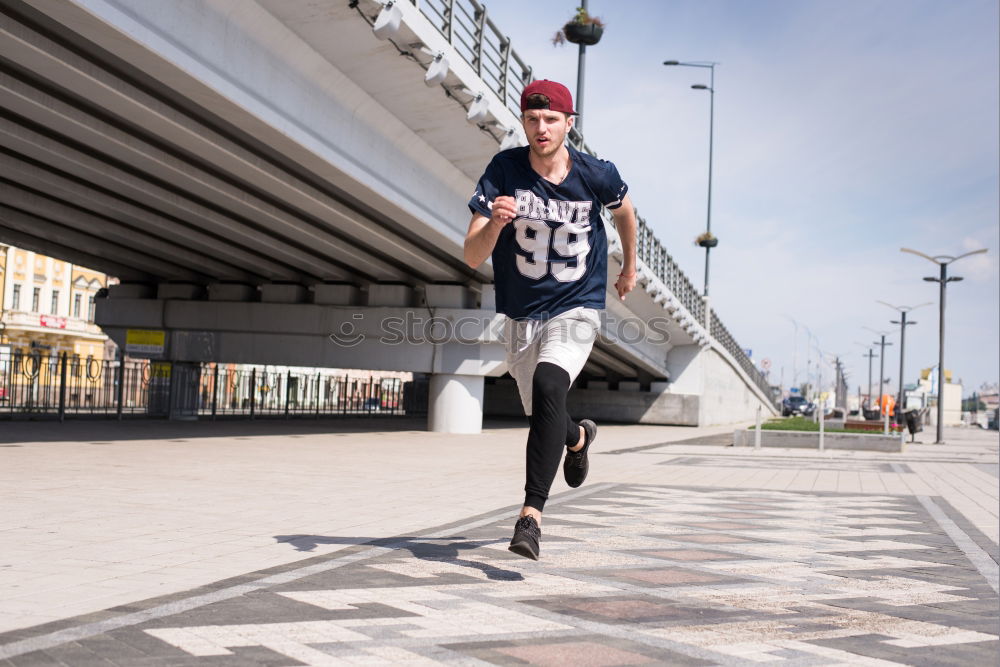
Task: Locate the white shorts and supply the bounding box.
[504,306,601,415]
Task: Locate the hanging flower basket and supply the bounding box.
[552,8,606,46]
[695,232,719,248]
[564,22,603,45]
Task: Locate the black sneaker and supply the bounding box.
[508,515,541,560]
[563,419,597,488]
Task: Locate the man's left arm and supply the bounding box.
[611,194,637,300]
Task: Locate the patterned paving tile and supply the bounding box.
[660,533,763,544]
[494,639,657,666]
[635,549,747,562]
[673,521,768,531]
[660,457,908,473]
[0,485,996,666]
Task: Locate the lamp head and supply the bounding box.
[691,84,709,90]
[922,277,938,282]
[947,276,964,283]
[663,60,679,66]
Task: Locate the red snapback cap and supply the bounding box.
[520,79,577,115]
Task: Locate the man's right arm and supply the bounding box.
[463,196,517,268]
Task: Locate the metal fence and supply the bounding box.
[417,0,532,118]
[634,220,705,324]
[195,365,411,418]
[709,311,773,400]
[0,352,424,420]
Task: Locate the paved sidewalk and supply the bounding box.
[0,419,996,665]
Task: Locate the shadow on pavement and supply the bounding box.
[274,533,524,582]
[0,416,529,444]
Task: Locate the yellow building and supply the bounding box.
[0,244,115,361]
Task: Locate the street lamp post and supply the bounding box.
[803,325,817,401]
[864,327,893,410]
[576,0,589,133]
[901,247,988,443]
[782,314,800,389]
[878,301,930,421]
[866,348,876,405]
[663,59,718,297]
[854,342,878,407]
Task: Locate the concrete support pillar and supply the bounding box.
[428,373,484,434]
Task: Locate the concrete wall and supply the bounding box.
[484,380,699,426]
[733,429,903,453]
[666,344,776,426]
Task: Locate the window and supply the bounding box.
[88,296,96,322]
[11,284,20,310]
[73,294,81,319]
[50,290,59,315]
[32,287,40,312]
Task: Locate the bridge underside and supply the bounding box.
[0,0,675,385]
[0,0,776,430]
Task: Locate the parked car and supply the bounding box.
[781,395,815,417]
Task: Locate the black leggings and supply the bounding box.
[524,362,581,511]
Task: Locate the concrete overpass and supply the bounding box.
[0,0,777,431]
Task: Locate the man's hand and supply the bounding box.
[610,195,638,301]
[464,195,518,268]
[615,271,636,300]
[490,195,518,226]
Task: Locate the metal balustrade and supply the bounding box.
[418,0,532,115]
[710,310,774,400]
[0,352,425,420]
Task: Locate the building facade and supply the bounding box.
[906,366,964,426]
[0,244,116,361]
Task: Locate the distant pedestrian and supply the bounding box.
[464,80,638,559]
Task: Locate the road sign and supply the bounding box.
[126,329,165,356]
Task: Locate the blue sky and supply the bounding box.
[483,0,999,396]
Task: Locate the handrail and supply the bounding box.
[410,0,770,400]
[710,309,776,402]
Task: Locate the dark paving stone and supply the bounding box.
[806,636,916,663]
[444,634,714,666]
[75,635,151,661]
[629,548,759,562]
[811,637,1000,666]
[972,463,999,478]
[648,533,770,545]
[143,590,420,628]
[216,645,307,666]
[521,594,744,626]
[575,566,750,589]
[6,651,65,667]
[933,496,1000,566]
[826,548,969,565]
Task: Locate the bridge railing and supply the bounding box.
[411,0,769,398]
[634,218,705,324]
[710,310,775,401]
[417,0,532,115]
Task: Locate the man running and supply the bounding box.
[464,79,638,560]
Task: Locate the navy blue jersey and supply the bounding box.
[468,145,627,320]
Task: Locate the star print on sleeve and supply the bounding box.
[478,194,487,203]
